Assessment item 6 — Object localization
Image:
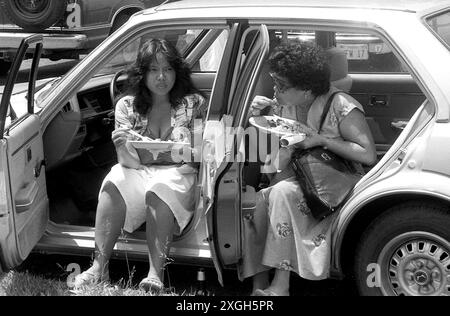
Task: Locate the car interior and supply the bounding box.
[241,28,428,193]
[41,28,228,238]
[39,26,429,242]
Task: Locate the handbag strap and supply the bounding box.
[318,90,346,133]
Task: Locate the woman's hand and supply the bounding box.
[294,129,326,150]
[276,146,295,171]
[111,127,131,148]
[250,95,277,116]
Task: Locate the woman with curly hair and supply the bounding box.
[242,40,376,295]
[74,38,207,292]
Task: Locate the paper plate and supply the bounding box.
[129,140,190,161]
[129,140,189,151]
[249,115,307,137]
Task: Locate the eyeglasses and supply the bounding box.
[269,72,293,93]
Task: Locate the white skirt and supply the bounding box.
[99,163,198,234]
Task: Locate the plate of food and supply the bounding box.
[129,140,190,162]
[249,115,307,137]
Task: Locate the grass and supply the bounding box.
[0,270,186,296]
[0,271,69,296]
[0,253,202,296]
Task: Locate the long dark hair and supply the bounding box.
[125,38,198,116]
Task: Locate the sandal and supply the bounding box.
[139,277,164,293]
[73,268,110,289]
[253,288,289,296]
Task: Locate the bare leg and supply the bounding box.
[74,181,126,287]
[144,192,176,283]
[252,271,270,293]
[267,269,290,296]
[91,181,126,276]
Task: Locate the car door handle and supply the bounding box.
[391,120,409,130]
[34,159,47,178]
[369,95,388,107]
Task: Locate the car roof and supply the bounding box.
[155,0,449,14]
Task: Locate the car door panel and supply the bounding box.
[0,35,48,269]
[202,24,269,284]
[7,115,48,261]
[349,74,426,154]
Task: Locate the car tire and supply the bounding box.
[0,0,67,32]
[354,202,450,296]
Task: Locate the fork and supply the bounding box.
[125,129,153,141]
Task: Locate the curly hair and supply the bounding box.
[124,38,198,116]
[268,40,330,96]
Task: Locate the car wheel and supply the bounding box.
[354,202,450,296]
[0,0,67,32]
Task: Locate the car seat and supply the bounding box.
[325,46,352,92]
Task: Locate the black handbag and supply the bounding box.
[290,91,362,220]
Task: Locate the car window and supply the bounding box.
[3,59,34,129]
[275,29,408,74]
[192,30,229,72]
[97,28,216,76]
[426,10,450,50]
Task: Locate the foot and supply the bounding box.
[73,267,110,289]
[139,276,164,293]
[254,288,289,296]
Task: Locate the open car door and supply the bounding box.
[201,24,269,285]
[0,35,48,269]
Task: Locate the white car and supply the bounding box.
[0,0,449,296]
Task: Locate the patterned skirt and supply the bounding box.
[239,175,337,281]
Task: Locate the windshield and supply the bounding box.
[95,29,206,77]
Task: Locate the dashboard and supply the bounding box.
[43,81,116,171]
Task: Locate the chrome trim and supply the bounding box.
[0,33,87,50]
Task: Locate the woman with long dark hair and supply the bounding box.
[74,38,207,292]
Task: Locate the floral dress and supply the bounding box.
[100,93,207,234]
[239,87,365,280]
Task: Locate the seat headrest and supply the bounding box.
[324,47,352,92]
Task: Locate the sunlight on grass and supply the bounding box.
[0,271,68,296]
[0,271,185,296]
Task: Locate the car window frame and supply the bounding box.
[423,7,450,52]
[38,19,231,129]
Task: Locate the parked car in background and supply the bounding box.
[0,0,165,73]
[0,0,449,296]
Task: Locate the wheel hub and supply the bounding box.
[378,232,450,296]
[413,270,430,286]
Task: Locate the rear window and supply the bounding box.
[278,30,408,74]
[426,10,450,49]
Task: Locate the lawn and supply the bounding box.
[0,270,177,296]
